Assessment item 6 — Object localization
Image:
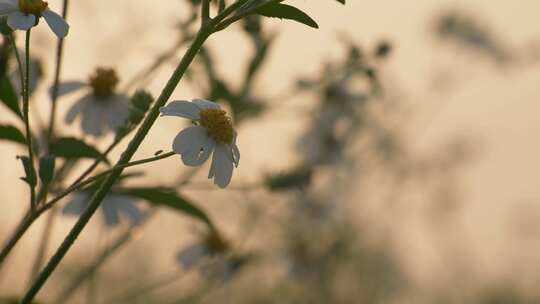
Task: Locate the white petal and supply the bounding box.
[177,243,209,269]
[209,144,234,188]
[111,194,144,225]
[7,11,35,31]
[104,95,130,130]
[193,99,220,110]
[1,0,18,6]
[42,9,69,38]
[65,95,91,124]
[173,126,215,166]
[182,138,214,166]
[62,193,88,215]
[160,101,201,120]
[49,80,86,98]
[102,198,120,227]
[173,126,206,154]
[0,1,17,15]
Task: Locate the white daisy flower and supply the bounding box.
[0,0,69,38]
[59,67,130,137]
[159,99,240,188]
[63,191,143,227]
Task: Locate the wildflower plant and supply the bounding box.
[0,0,347,303]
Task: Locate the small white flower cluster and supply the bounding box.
[0,0,68,38]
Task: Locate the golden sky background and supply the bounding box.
[2,0,540,299]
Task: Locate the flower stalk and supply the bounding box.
[22,0,255,301]
[23,28,37,210]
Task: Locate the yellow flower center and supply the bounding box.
[88,68,119,99]
[199,108,234,145]
[18,0,48,15]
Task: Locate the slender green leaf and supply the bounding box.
[0,124,25,145]
[51,137,109,163]
[0,77,22,119]
[118,187,213,227]
[255,3,319,29]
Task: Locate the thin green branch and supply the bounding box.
[202,0,211,23]
[40,151,176,213]
[23,29,37,210]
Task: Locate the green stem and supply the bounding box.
[202,0,211,24]
[22,22,210,297]
[23,29,37,210]
[47,0,70,145]
[22,0,253,300]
